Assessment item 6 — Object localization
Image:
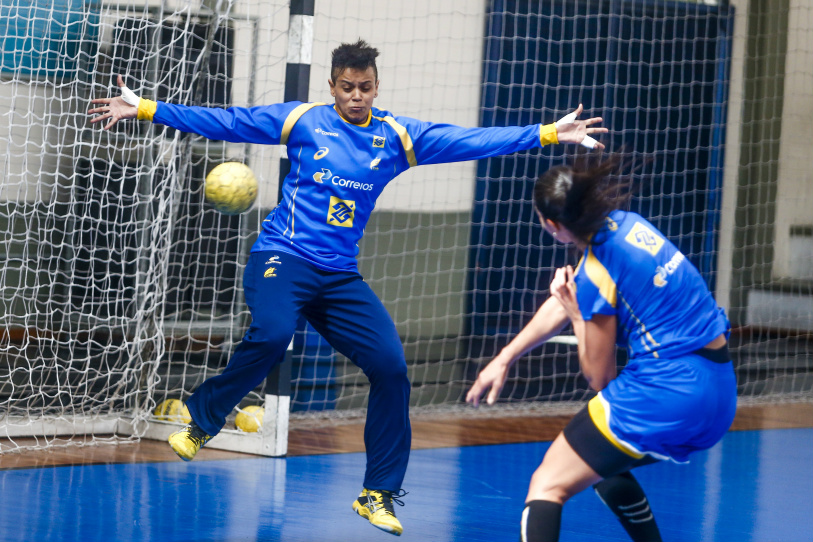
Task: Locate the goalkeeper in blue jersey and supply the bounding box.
[89,39,607,536]
[466,153,737,542]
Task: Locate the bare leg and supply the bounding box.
[521,433,603,542]
[527,432,603,504]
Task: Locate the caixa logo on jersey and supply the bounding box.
[312,168,374,191]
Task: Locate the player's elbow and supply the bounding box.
[586,376,610,392]
[581,361,616,392]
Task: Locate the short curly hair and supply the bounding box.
[330,39,379,82]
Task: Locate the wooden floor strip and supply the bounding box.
[1,402,810,470]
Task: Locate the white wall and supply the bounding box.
[58,1,485,213]
[0,81,67,203]
[243,1,488,213]
[772,0,813,280]
[309,0,487,212]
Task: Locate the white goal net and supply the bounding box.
[1,0,811,455]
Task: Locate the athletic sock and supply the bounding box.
[189,420,209,439]
[593,472,662,542]
[520,500,562,542]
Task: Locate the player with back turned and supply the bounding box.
[89,39,607,536]
[467,152,737,542]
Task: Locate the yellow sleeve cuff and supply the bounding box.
[137,98,158,121]
[539,122,558,146]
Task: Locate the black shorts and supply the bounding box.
[563,405,659,479]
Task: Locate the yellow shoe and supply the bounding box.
[168,424,212,461]
[352,488,406,536]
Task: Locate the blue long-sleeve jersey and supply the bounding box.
[153,101,556,271]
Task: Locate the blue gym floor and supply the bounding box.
[0,428,811,542]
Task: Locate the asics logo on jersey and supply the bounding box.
[653,251,685,287]
[314,147,330,160]
[327,196,355,227]
[265,256,281,265]
[624,222,665,256]
[370,158,381,170]
[314,168,332,183]
[315,128,339,137]
[372,136,385,148]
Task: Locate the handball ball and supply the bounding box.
[204,162,258,215]
[235,405,264,433]
[154,399,192,423]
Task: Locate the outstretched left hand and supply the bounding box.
[555,104,608,149]
[88,75,139,131]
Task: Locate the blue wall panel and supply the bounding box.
[467,1,733,386]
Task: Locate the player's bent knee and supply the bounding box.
[360,344,408,381]
[527,471,574,505]
[369,358,408,382]
[242,326,292,350]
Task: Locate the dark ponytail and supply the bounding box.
[533,151,633,243]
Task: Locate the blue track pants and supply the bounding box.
[185,251,412,491]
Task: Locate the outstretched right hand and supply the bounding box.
[465,352,514,407]
[88,75,139,130]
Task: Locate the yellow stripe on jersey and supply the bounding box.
[588,395,645,459]
[378,116,417,168]
[281,102,326,145]
[539,123,558,146]
[575,252,586,275]
[138,98,158,121]
[617,293,661,357]
[582,246,617,308]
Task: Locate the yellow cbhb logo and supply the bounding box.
[264,267,277,278]
[327,196,355,227]
[624,222,664,256]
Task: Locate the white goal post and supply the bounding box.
[0,0,290,454]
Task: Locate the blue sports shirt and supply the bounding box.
[573,210,728,360]
[152,101,559,272]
